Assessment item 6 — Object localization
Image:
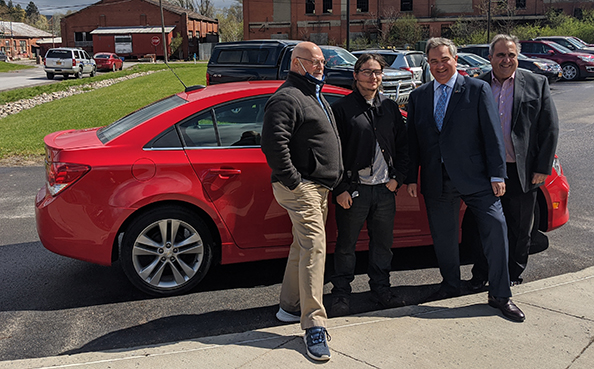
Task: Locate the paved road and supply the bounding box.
[0,63,55,92]
[0,80,592,361]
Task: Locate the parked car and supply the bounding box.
[458,44,562,83]
[35,81,570,296]
[534,36,594,55]
[456,52,492,73]
[352,49,426,85]
[0,51,7,62]
[520,39,594,81]
[206,40,416,106]
[569,36,594,47]
[93,52,123,72]
[457,64,482,77]
[44,47,96,80]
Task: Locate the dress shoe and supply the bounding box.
[330,296,350,317]
[370,289,405,308]
[468,276,487,292]
[425,286,460,302]
[488,295,525,322]
[510,279,523,287]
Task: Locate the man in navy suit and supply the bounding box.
[470,34,559,289]
[405,37,525,322]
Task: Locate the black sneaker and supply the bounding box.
[371,290,404,308]
[303,326,331,361]
[330,296,350,317]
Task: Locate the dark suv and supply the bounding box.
[520,39,594,81]
[207,40,416,106]
[458,44,563,83]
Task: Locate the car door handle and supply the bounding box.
[208,168,241,178]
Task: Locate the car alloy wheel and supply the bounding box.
[90,66,96,77]
[561,63,579,81]
[75,68,82,79]
[120,205,213,296]
[112,63,116,72]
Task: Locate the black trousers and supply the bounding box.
[426,165,511,298]
[472,162,537,282]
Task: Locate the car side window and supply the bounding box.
[213,96,269,146]
[178,111,219,147]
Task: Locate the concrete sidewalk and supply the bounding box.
[2,267,593,369]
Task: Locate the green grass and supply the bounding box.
[0,63,207,159]
[0,62,34,73]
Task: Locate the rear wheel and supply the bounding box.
[112,63,117,72]
[120,205,214,296]
[90,66,96,77]
[46,72,54,80]
[561,63,579,81]
[74,67,82,79]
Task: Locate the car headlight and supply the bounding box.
[578,55,594,63]
[552,156,561,175]
[533,62,548,71]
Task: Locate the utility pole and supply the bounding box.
[159,0,168,63]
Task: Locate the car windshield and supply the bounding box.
[46,50,71,58]
[97,95,187,143]
[321,47,357,67]
[549,42,573,54]
[464,53,490,65]
[94,54,110,58]
[565,37,586,49]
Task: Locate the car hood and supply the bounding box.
[383,67,413,79]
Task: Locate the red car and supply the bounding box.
[93,52,123,72]
[35,81,570,296]
[520,40,594,81]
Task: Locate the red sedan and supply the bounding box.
[35,81,570,296]
[93,52,123,72]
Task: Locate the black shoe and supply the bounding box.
[488,295,525,322]
[425,286,460,302]
[330,296,350,317]
[370,289,404,308]
[468,276,487,292]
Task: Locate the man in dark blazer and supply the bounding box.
[406,37,525,322]
[470,34,559,289]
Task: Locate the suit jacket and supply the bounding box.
[406,74,506,199]
[479,69,559,193]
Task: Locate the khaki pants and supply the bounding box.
[272,181,329,329]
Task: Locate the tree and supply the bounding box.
[198,0,214,18]
[215,1,243,42]
[167,0,197,12]
[25,1,39,17]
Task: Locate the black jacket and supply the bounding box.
[261,71,343,190]
[331,88,409,196]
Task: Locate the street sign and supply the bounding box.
[151,36,160,46]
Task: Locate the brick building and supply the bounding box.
[60,0,219,60]
[243,0,594,46]
[0,21,53,59]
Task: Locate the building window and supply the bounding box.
[20,40,26,53]
[515,0,526,9]
[357,0,369,13]
[323,0,332,14]
[401,0,413,12]
[306,0,315,14]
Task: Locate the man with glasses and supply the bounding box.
[262,41,342,361]
[329,53,409,317]
[470,34,559,291]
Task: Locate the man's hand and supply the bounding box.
[532,172,548,185]
[336,191,353,209]
[492,181,506,197]
[407,183,418,198]
[386,179,399,192]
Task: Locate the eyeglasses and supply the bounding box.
[358,69,384,77]
[296,57,326,67]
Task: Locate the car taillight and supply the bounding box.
[72,58,76,66]
[46,162,90,196]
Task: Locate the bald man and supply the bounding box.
[261,41,342,361]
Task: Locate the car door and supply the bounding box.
[181,95,294,249]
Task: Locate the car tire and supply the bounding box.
[120,63,123,71]
[90,66,96,77]
[46,72,54,80]
[120,205,214,296]
[561,63,579,81]
[75,68,82,79]
[112,63,117,72]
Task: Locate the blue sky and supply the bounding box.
[11,0,237,15]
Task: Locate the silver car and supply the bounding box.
[352,49,426,85]
[44,48,96,80]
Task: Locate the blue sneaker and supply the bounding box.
[303,326,331,361]
[276,307,300,323]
